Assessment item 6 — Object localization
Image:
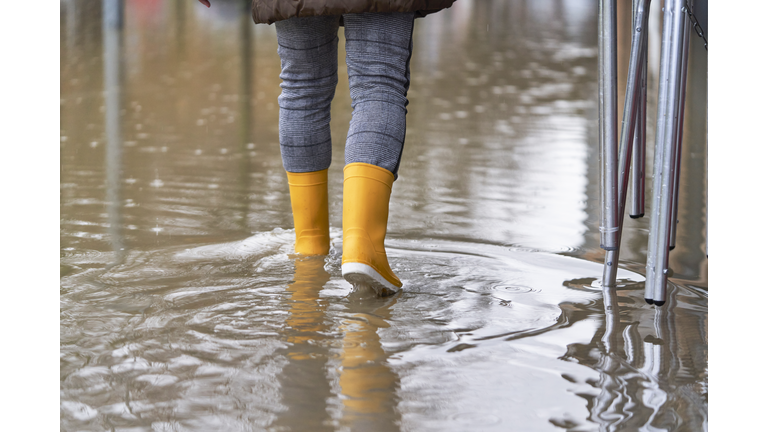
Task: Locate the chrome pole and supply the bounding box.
[599,0,619,252]
[669,11,691,251]
[630,19,648,219]
[602,0,652,287]
[646,0,686,306]
[601,285,621,354]
[623,323,643,367]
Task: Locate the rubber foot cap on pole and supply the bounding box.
[669,245,676,251]
[653,300,666,307]
[629,213,644,219]
[645,298,654,305]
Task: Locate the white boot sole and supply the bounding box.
[342,263,401,297]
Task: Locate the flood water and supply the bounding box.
[60,0,708,430]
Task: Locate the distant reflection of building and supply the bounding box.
[104,0,126,264]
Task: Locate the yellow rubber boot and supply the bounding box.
[341,163,402,296]
[286,169,330,255]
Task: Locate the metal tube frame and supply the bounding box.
[645,0,687,306]
[599,0,619,252]
[602,0,652,287]
[669,13,691,251]
[630,24,648,219]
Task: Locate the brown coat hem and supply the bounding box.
[252,0,456,25]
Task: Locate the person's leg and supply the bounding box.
[340,12,415,294]
[343,12,415,176]
[276,15,340,172]
[275,16,340,254]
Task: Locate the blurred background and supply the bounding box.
[60,0,707,282]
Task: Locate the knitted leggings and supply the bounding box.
[275,13,415,178]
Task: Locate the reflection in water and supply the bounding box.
[601,286,622,355]
[592,285,638,430]
[103,0,125,265]
[556,280,707,431]
[61,0,707,430]
[273,257,334,430]
[401,0,597,253]
[274,256,401,431]
[174,0,187,58]
[237,0,254,231]
[338,293,400,431]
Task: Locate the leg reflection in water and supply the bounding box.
[338,289,401,431]
[272,259,401,431]
[273,256,334,431]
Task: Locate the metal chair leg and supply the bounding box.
[599,0,619,253]
[602,0,652,287]
[630,26,648,219]
[669,125,683,251]
[669,13,691,252]
[645,0,687,306]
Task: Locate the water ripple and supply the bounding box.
[60,229,706,431]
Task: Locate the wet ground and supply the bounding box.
[60,0,707,430]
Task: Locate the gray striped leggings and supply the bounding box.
[275,13,415,178]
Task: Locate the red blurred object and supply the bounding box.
[129,0,163,23]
